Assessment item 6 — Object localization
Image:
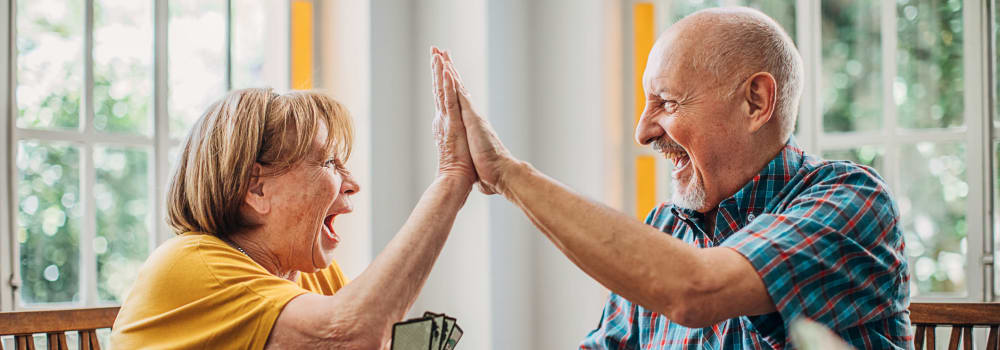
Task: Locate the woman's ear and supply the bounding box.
[244,163,270,215]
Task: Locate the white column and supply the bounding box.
[316,0,373,279]
[529,0,616,348]
[369,0,418,259]
[409,1,493,350]
[486,0,534,348]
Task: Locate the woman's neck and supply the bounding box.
[227,231,299,282]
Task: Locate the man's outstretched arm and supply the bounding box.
[434,53,775,328]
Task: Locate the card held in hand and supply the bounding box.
[393,311,463,350]
[391,318,436,350]
[443,324,462,350]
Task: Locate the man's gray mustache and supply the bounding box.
[651,137,685,154]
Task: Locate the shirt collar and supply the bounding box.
[669,137,805,232]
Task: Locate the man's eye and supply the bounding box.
[663,101,679,113]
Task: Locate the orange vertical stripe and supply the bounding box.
[636,155,657,220]
[633,3,655,126]
[291,0,314,89]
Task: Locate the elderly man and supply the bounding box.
[432,6,910,350]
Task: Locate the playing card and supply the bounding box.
[442,323,463,350]
[422,312,447,350]
[391,317,435,350]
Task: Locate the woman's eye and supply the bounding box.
[324,159,337,168]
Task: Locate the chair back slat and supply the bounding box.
[13,336,32,350]
[911,303,1000,350]
[947,327,961,350]
[915,325,926,350]
[928,325,937,350]
[80,330,100,350]
[987,325,998,350]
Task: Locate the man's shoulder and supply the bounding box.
[797,154,890,191]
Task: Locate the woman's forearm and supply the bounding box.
[324,175,473,343]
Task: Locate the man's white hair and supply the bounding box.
[687,7,804,141]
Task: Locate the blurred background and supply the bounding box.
[1,0,998,348]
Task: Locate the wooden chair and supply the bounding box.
[0,307,118,350]
[910,302,1000,350]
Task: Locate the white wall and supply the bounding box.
[354,0,624,348]
[527,1,620,348]
[318,0,373,279]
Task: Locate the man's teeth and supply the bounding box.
[664,151,687,160]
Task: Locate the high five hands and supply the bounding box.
[429,47,516,196]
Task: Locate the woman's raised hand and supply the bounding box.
[430,47,477,187]
[433,48,517,196]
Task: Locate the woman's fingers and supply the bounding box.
[432,54,446,113]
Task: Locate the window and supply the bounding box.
[627,0,997,300]
[4,0,291,310]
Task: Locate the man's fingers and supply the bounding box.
[443,71,463,130]
[442,52,469,96]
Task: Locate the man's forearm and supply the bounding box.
[500,161,707,313]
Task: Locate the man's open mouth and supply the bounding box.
[663,150,691,169]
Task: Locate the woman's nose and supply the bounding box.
[341,174,360,195]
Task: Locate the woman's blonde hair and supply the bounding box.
[167,88,353,236]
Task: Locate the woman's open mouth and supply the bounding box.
[323,214,340,244]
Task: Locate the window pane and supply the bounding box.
[821,0,882,133]
[95,146,150,302]
[895,0,963,129]
[900,142,966,296]
[15,0,85,131]
[93,0,153,135]
[668,0,720,23]
[169,0,226,139]
[16,141,81,304]
[821,146,885,171]
[741,1,796,43]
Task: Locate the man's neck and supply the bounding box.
[697,138,786,215]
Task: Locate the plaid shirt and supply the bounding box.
[580,140,911,349]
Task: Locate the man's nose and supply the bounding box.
[634,106,665,145]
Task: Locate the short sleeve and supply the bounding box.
[720,164,908,339]
[111,233,311,350]
[579,293,640,350]
[198,239,314,348]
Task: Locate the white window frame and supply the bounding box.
[623,0,998,302]
[0,0,291,311]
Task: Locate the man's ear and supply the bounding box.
[742,72,777,133]
[244,163,270,216]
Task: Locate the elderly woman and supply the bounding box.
[111,51,472,348]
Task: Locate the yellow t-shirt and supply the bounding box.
[110,232,348,349]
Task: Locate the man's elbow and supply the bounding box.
[665,304,719,329]
[652,271,725,328]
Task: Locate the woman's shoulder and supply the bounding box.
[142,232,278,286]
[129,233,242,292]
